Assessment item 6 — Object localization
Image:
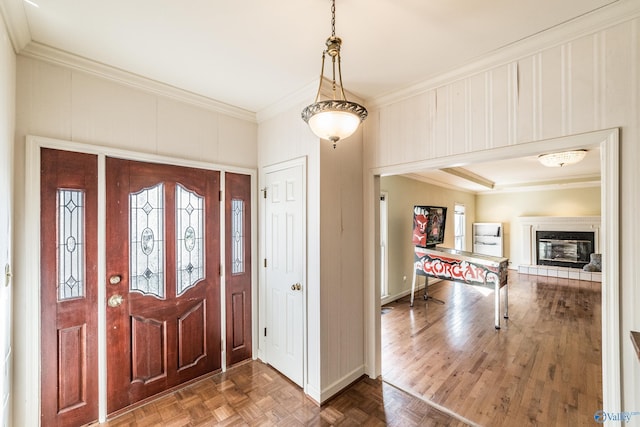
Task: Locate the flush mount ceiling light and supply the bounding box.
[301,0,367,148]
[538,150,588,167]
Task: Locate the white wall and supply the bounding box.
[476,186,601,267]
[258,96,365,403]
[364,3,640,422]
[380,175,476,300]
[13,55,258,426]
[0,15,15,427]
[319,125,364,401]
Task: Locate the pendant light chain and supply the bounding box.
[300,0,368,147]
[331,0,336,38]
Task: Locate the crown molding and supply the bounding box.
[19,41,257,122]
[0,0,31,52]
[370,0,640,109]
[255,79,317,123]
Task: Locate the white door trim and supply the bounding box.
[258,156,307,392]
[364,128,620,414]
[19,134,257,425]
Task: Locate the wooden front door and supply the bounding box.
[224,173,252,366]
[41,148,99,426]
[106,158,221,413]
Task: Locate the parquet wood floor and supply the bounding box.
[101,359,469,426]
[382,271,602,426]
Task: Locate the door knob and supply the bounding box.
[290,283,301,291]
[108,294,124,307]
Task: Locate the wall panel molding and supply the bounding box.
[370,1,640,110]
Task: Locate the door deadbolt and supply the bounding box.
[108,294,124,307]
[109,275,122,285]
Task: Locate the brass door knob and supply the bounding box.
[291,283,301,291]
[108,294,124,307]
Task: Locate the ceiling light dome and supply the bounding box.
[301,1,367,148]
[538,150,588,167]
[303,100,367,143]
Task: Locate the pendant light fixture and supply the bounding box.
[301,0,368,148]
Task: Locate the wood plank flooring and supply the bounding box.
[382,271,602,426]
[100,359,468,426]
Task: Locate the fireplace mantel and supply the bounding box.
[518,216,601,266]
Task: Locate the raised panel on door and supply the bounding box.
[264,165,304,386]
[106,158,221,414]
[41,148,98,427]
[224,172,252,366]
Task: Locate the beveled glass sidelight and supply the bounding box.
[231,199,244,274]
[176,184,204,295]
[129,183,165,298]
[57,189,85,300]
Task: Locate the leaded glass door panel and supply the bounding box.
[224,173,252,366]
[105,158,220,414]
[41,148,99,427]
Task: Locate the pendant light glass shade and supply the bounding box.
[301,1,367,148]
[303,100,366,143]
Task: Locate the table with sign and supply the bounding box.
[411,246,509,329]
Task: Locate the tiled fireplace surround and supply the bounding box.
[517,216,602,283]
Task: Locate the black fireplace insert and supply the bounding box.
[536,230,595,268]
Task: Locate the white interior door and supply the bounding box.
[264,163,304,387]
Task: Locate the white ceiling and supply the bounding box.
[404,148,601,194]
[1,0,613,191]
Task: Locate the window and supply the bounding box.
[454,204,465,251]
[380,192,389,298]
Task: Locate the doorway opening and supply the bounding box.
[370,128,619,424]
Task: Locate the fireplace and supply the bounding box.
[536,230,595,268]
[518,216,601,281]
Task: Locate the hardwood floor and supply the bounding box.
[382,271,602,426]
[100,359,468,426]
[100,271,601,426]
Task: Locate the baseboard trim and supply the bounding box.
[381,279,443,306]
[319,365,366,404]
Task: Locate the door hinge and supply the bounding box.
[264,259,267,268]
[264,327,267,337]
[219,263,223,276]
[219,190,223,202]
[262,188,267,199]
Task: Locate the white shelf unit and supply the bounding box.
[473,222,503,257]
